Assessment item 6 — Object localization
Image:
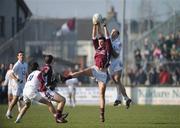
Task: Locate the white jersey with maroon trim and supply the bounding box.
[24,70,41,92]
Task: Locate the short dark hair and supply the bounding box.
[111,29,120,37]
[44,55,54,64]
[98,36,106,42]
[116,31,120,35]
[31,62,39,71]
[17,50,24,54]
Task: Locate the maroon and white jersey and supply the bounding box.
[37,72,46,92]
[23,70,45,102]
[92,38,113,68]
[38,64,53,92]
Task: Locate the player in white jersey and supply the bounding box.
[2,63,14,106]
[6,51,28,119]
[15,62,68,123]
[65,70,79,107]
[109,29,132,109]
[15,62,54,123]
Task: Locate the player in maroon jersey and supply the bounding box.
[39,55,68,123]
[60,22,113,122]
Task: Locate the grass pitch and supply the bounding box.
[0,104,180,128]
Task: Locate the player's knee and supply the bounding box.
[18,96,23,101]
[46,101,52,106]
[12,96,18,103]
[99,92,105,98]
[55,94,66,104]
[25,102,31,109]
[62,96,66,104]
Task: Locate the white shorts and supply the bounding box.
[68,86,76,95]
[40,89,56,101]
[109,59,123,76]
[91,66,109,84]
[23,89,42,103]
[8,84,24,96]
[8,85,13,95]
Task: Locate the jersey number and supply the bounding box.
[28,74,34,81]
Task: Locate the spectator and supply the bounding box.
[0,64,6,84]
[158,32,165,48]
[142,38,151,72]
[159,67,170,84]
[136,68,147,85]
[0,64,7,104]
[149,67,159,85]
[153,44,161,58]
[134,48,142,70]
[170,44,178,61]
[127,68,135,85]
[175,68,180,85]
[164,35,173,50]
[161,43,171,61]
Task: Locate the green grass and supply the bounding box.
[0,104,180,128]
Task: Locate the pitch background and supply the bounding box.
[0,105,180,128]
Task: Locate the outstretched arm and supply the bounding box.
[92,24,97,39]
[97,23,103,37]
[103,23,113,58]
[92,24,99,49]
[103,24,109,38]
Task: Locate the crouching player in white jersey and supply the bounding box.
[15,62,68,123]
[109,29,132,109]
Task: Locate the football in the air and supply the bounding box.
[92,13,102,24]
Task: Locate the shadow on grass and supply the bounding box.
[151,122,180,125]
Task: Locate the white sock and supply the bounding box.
[72,102,75,107]
[116,95,122,101]
[6,110,11,116]
[17,101,21,112]
[16,114,21,122]
[124,96,130,101]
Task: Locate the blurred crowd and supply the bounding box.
[128,31,180,86]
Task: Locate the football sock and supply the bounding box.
[16,114,21,122]
[100,108,105,122]
[116,95,122,101]
[56,110,62,118]
[100,108,104,114]
[53,114,56,117]
[6,110,11,116]
[17,101,22,112]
